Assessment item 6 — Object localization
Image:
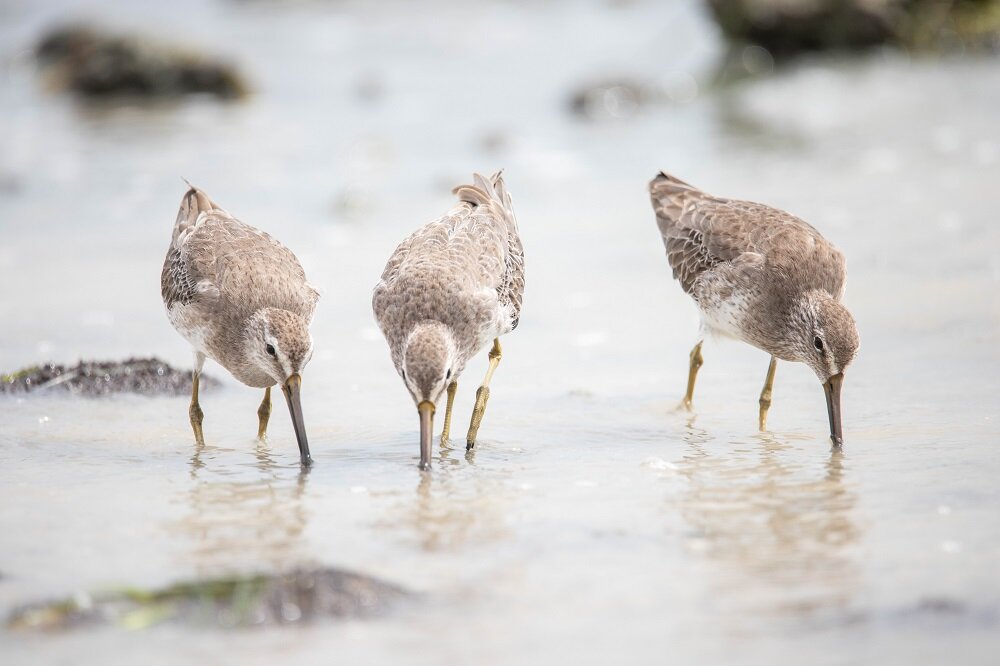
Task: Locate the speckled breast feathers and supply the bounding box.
[372,172,524,375]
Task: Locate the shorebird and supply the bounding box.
[161,184,319,465]
[649,172,859,445]
[373,171,524,470]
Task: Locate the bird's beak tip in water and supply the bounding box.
[417,400,435,470]
[282,373,311,466]
[823,372,844,447]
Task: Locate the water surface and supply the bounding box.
[1,0,999,663]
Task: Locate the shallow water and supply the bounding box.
[2,0,999,663]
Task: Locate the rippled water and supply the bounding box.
[1,0,999,663]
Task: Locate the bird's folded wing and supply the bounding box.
[658,199,757,294]
[659,196,846,295]
[180,215,316,317]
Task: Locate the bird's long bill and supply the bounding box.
[823,372,845,447]
[281,374,312,466]
[417,400,435,471]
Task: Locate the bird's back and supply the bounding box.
[649,172,846,299]
[373,172,524,362]
[162,187,319,329]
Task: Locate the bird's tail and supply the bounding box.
[648,171,701,228]
[172,179,223,247]
[453,170,518,231]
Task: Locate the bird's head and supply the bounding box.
[399,321,458,470]
[245,307,314,464]
[787,290,860,445]
[246,308,314,382]
[788,290,859,381]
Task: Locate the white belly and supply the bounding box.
[697,289,750,340]
[166,303,215,359]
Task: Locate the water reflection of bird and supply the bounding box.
[373,172,525,470]
[161,184,319,464]
[649,172,859,445]
[400,453,512,552]
[675,426,860,617]
[178,441,310,575]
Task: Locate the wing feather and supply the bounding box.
[649,172,846,297]
[163,205,317,321]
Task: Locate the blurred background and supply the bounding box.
[1,0,999,664]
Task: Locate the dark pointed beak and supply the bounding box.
[417,400,435,471]
[281,373,311,466]
[823,372,844,447]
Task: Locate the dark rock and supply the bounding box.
[706,0,896,57]
[0,357,219,397]
[35,25,248,100]
[7,568,413,631]
[705,0,1000,57]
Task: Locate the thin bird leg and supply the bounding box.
[466,338,502,449]
[440,380,458,445]
[758,356,778,431]
[257,386,272,440]
[189,353,206,446]
[683,340,704,410]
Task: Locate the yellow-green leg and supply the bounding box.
[683,340,704,410]
[189,354,205,446]
[440,380,458,445]
[758,356,778,431]
[257,386,272,439]
[466,338,502,450]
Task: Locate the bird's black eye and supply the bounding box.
[446,368,452,380]
[813,336,824,352]
[265,343,276,357]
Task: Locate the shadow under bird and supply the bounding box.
[373,171,525,470]
[648,171,859,445]
[161,184,319,464]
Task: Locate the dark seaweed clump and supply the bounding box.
[1,357,218,397]
[8,568,412,631]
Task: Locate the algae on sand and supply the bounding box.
[8,568,412,631]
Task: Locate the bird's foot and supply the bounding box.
[671,397,694,413]
[189,403,205,446]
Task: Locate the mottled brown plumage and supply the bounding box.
[161,184,319,464]
[373,171,524,469]
[649,171,859,444]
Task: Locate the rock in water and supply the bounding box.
[0,358,219,397]
[35,25,248,100]
[8,568,413,631]
[705,0,1000,57]
[706,0,896,56]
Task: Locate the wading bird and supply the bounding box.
[373,172,524,469]
[649,171,859,445]
[161,184,318,464]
